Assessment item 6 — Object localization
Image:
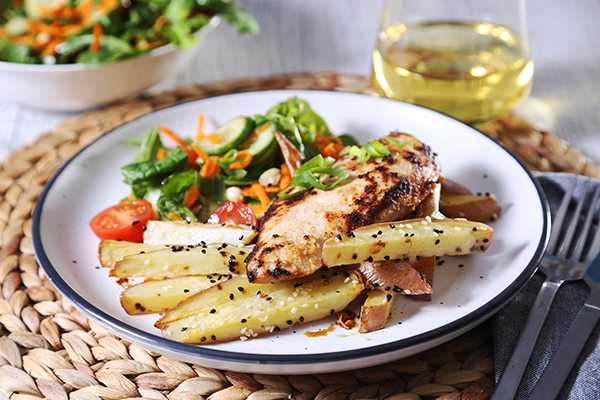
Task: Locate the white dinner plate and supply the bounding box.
[32,90,550,374]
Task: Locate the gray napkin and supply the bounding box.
[493,172,600,400]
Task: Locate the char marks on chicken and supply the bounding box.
[245,132,442,283]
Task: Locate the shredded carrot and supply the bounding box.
[62,6,75,20]
[153,15,169,32]
[90,23,103,53]
[185,186,201,208]
[279,164,292,190]
[41,38,62,57]
[158,126,189,148]
[183,146,199,169]
[29,21,64,36]
[251,182,271,207]
[191,143,210,162]
[205,134,222,145]
[321,142,339,159]
[156,147,167,160]
[242,186,255,197]
[195,114,205,141]
[264,186,280,193]
[10,34,36,46]
[75,0,93,18]
[169,212,181,221]
[229,150,253,170]
[200,156,220,178]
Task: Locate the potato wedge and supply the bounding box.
[358,290,395,333]
[322,218,493,267]
[110,244,252,278]
[440,178,474,196]
[409,256,435,301]
[358,259,432,295]
[143,220,257,246]
[439,194,502,223]
[99,240,168,269]
[415,184,441,218]
[155,270,364,344]
[120,275,230,315]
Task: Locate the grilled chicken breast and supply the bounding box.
[245,132,442,283]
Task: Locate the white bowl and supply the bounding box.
[0,17,220,112]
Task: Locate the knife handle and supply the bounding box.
[528,301,600,400]
[491,280,560,400]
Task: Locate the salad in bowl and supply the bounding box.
[0,0,258,109]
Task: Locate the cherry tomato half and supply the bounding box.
[90,199,154,242]
[207,202,258,227]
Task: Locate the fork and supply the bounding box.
[491,175,600,400]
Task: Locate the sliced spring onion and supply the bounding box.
[279,155,349,199]
[430,210,448,220]
[386,136,418,147]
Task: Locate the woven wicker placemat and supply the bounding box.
[0,72,598,400]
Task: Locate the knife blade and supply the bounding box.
[528,251,600,400]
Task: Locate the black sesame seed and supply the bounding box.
[435,239,440,245]
[201,337,206,342]
[386,294,392,302]
[299,316,304,322]
[384,255,390,260]
[336,234,342,241]
[483,239,489,243]
[367,256,374,262]
[238,287,244,292]
[181,326,188,332]
[352,254,358,259]
[384,286,391,291]
[286,320,293,325]
[132,220,139,226]
[210,309,216,314]
[183,289,190,293]
[473,227,478,231]
[241,319,247,323]
[211,335,216,341]
[229,293,234,300]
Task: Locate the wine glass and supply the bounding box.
[372,0,534,123]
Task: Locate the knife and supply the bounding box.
[528,251,600,400]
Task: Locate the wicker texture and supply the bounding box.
[0,72,597,400]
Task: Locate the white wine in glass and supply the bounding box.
[372,1,533,123]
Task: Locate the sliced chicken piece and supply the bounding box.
[245,132,442,283]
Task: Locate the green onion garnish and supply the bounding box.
[279,155,350,199]
[385,136,418,147]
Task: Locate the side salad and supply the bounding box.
[0,0,258,64]
[90,97,365,242]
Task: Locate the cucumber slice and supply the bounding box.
[197,116,255,155]
[243,122,277,158]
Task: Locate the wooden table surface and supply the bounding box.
[0,0,599,165]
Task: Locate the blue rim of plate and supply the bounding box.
[31,90,551,368]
